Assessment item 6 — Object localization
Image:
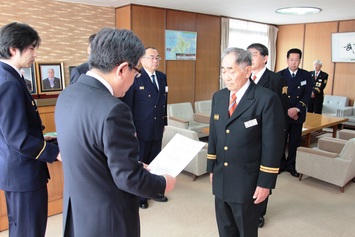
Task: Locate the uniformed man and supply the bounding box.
[277,48,313,177]
[207,47,284,237]
[308,60,328,114]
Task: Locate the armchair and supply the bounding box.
[337,103,355,128]
[338,129,355,140]
[322,95,348,117]
[194,100,211,119]
[162,125,207,180]
[296,137,355,192]
[167,102,209,138]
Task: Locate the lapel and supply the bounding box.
[258,69,271,87]
[228,81,256,123]
[0,62,34,99]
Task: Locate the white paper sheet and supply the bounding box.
[148,133,206,177]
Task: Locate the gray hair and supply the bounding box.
[313,60,323,66]
[89,28,145,73]
[222,47,252,69]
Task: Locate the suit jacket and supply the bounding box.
[207,81,284,204]
[277,68,313,123]
[310,70,328,97]
[255,68,288,122]
[122,68,168,141]
[70,62,89,84]
[0,61,58,192]
[42,77,61,90]
[55,74,166,237]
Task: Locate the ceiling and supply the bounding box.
[55,0,355,25]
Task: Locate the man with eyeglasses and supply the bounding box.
[55,29,175,236]
[122,46,168,209]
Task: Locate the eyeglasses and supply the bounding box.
[128,63,141,78]
[142,56,161,61]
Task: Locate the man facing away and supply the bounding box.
[55,28,176,237]
[70,33,96,84]
[277,48,313,178]
[0,22,59,237]
[207,47,284,237]
[122,47,168,209]
[247,43,288,228]
[308,59,328,114]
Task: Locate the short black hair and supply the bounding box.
[287,48,302,59]
[89,28,145,73]
[0,22,41,59]
[247,43,269,56]
[88,33,96,44]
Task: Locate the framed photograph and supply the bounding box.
[21,64,37,94]
[36,62,65,94]
[331,32,355,62]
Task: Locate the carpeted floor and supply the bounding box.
[1,130,354,237]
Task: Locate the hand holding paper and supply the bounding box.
[148,133,206,177]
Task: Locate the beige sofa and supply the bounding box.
[162,125,207,180]
[296,137,355,192]
[322,95,348,117]
[167,102,209,138]
[337,103,355,128]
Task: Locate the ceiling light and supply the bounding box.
[276,7,322,15]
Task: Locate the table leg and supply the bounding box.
[332,125,337,138]
[305,133,311,147]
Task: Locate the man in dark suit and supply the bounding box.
[308,60,328,114]
[55,28,176,237]
[207,47,284,237]
[247,43,288,228]
[277,48,313,177]
[0,22,59,237]
[42,68,61,90]
[69,33,96,84]
[122,47,168,209]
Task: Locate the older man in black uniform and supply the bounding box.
[308,60,328,114]
[207,47,284,237]
[277,48,313,177]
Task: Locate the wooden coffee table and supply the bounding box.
[302,113,348,147]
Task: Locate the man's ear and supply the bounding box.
[9,47,18,57]
[116,62,128,76]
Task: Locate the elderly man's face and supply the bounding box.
[48,69,54,78]
[221,53,251,93]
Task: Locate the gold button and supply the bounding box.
[32,101,35,106]
[298,86,300,89]
[224,162,228,166]
[148,95,151,97]
[288,96,290,98]
[226,129,230,134]
[297,96,299,98]
[154,117,157,120]
[224,146,228,150]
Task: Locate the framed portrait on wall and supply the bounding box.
[35,62,65,95]
[21,63,37,95]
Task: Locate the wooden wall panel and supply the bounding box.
[166,10,196,104]
[195,14,220,101]
[333,20,355,105]
[304,22,338,95]
[115,5,131,30]
[275,24,305,72]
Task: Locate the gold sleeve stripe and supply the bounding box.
[260,165,279,174]
[35,141,46,160]
[207,154,216,160]
[300,101,306,107]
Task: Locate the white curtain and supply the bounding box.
[227,19,279,71]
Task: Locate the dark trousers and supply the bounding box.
[215,196,259,237]
[308,95,324,114]
[284,122,303,170]
[138,139,162,165]
[138,139,162,201]
[5,185,48,237]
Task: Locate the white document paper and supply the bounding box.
[148,133,206,177]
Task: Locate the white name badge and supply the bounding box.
[244,118,258,128]
[165,86,168,92]
[301,80,307,86]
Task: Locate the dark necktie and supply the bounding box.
[292,73,295,78]
[228,93,237,117]
[151,75,158,91]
